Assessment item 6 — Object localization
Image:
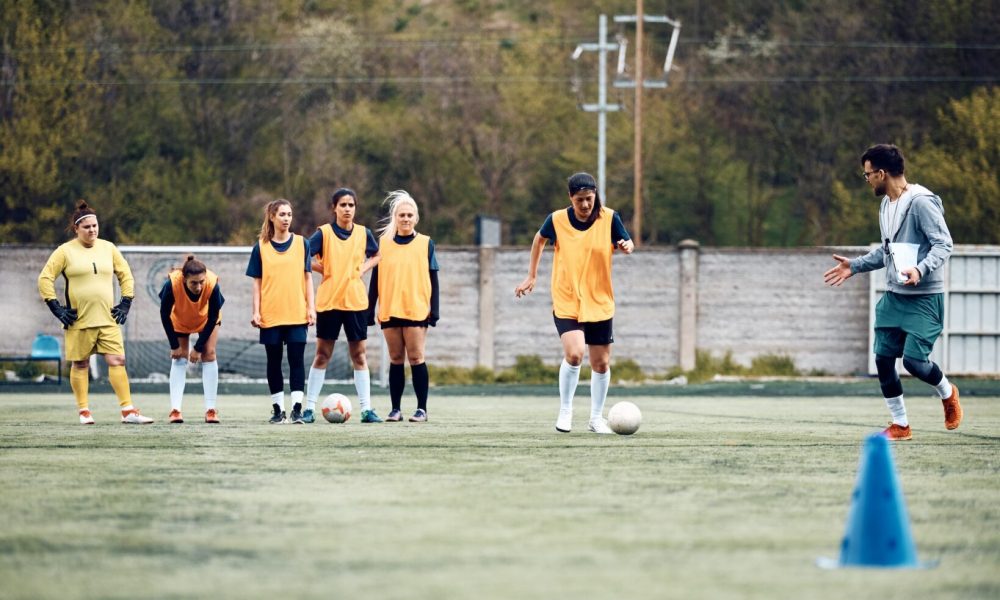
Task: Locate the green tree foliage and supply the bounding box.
[911,87,1000,243]
[1,1,997,245]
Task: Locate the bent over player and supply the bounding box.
[159,254,225,424]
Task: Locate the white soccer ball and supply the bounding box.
[321,393,352,423]
[608,401,641,435]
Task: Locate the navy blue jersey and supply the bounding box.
[308,223,379,259]
[245,236,311,278]
[539,207,631,246]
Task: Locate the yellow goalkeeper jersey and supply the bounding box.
[38,239,135,330]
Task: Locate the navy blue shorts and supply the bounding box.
[553,314,614,345]
[316,309,368,342]
[259,324,308,345]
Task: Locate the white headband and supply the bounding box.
[74,213,95,225]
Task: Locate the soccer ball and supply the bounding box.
[608,401,641,435]
[321,393,352,423]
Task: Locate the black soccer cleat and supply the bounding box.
[289,402,304,425]
[269,403,286,424]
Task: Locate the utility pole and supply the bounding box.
[572,15,620,202]
[614,9,682,245]
[634,0,644,245]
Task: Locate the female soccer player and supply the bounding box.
[303,188,382,423]
[367,190,439,422]
[514,172,634,434]
[159,254,225,424]
[246,199,316,424]
[37,200,153,424]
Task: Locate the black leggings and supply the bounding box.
[265,342,305,395]
[876,354,944,398]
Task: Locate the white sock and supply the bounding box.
[590,368,611,421]
[291,390,304,409]
[271,392,285,411]
[934,375,953,400]
[884,394,908,426]
[169,358,188,411]
[306,366,326,410]
[354,369,371,412]
[202,360,218,410]
[559,360,581,412]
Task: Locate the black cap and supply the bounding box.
[567,172,598,195]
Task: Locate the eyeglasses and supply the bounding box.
[862,169,882,181]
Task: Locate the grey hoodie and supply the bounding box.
[849,183,953,295]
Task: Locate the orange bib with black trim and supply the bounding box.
[315,223,369,311]
[551,207,615,322]
[169,269,219,333]
[260,235,308,327]
[377,234,431,322]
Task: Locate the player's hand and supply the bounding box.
[111,297,132,325]
[514,276,536,298]
[188,349,202,363]
[170,347,185,360]
[900,267,921,286]
[307,308,317,326]
[46,299,77,328]
[823,254,853,287]
[616,239,634,254]
[251,312,262,328]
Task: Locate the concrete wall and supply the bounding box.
[2,243,876,376]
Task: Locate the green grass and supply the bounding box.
[0,392,998,600]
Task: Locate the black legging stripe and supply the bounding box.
[264,342,306,394]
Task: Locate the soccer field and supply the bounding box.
[1,392,998,600]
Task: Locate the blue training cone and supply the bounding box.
[818,433,937,569]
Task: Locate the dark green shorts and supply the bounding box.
[873,292,944,361]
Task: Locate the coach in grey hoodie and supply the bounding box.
[823,144,962,441]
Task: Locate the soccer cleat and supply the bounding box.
[121,409,154,424]
[882,422,912,441]
[942,384,962,430]
[555,409,572,433]
[301,409,315,424]
[409,408,428,422]
[361,409,383,423]
[269,404,286,424]
[78,409,95,425]
[289,403,304,425]
[385,409,403,422]
[204,409,220,424]
[168,409,184,424]
[588,417,614,434]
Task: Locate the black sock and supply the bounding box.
[389,363,405,411]
[411,362,428,411]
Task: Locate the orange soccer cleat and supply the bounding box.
[942,384,962,430]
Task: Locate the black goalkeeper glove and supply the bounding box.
[111,297,132,325]
[46,299,78,328]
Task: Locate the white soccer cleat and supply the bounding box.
[588,417,614,435]
[121,409,154,424]
[78,410,95,425]
[555,409,573,433]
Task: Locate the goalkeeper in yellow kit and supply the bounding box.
[37,200,154,425]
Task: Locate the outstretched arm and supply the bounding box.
[823,254,854,287]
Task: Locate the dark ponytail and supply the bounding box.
[67,200,96,233]
[181,254,207,278]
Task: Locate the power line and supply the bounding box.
[1,75,996,87]
[3,37,999,55]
